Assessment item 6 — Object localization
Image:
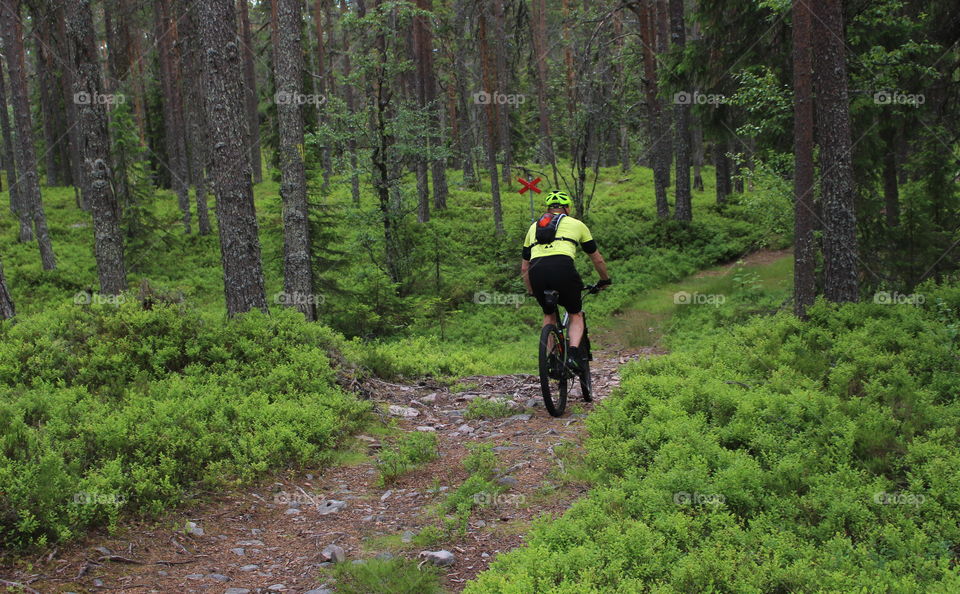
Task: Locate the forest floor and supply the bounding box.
[1,347,660,594]
[0,249,791,593]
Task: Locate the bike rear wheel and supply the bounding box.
[579,358,593,402]
[539,324,568,417]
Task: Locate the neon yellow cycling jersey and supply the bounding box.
[523,215,595,260]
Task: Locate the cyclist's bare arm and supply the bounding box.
[589,251,610,285]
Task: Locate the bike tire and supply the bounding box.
[539,324,568,417]
[579,358,593,402]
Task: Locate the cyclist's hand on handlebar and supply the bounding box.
[597,278,612,290]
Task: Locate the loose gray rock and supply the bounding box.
[380,489,393,501]
[268,584,288,591]
[237,540,264,546]
[457,423,474,433]
[225,589,251,594]
[526,398,541,408]
[230,547,245,556]
[208,573,230,582]
[239,564,260,572]
[185,521,204,537]
[157,570,169,576]
[415,426,436,432]
[421,393,438,403]
[419,549,456,566]
[401,530,415,543]
[92,579,104,587]
[321,544,347,563]
[250,528,263,536]
[317,499,347,515]
[185,573,204,579]
[304,589,333,594]
[497,476,520,488]
[375,552,395,560]
[509,413,532,422]
[388,405,420,418]
[285,508,301,516]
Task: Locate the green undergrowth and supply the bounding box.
[0,302,371,551]
[467,280,960,592]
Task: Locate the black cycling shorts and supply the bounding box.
[528,255,583,315]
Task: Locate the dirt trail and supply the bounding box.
[2,348,660,594]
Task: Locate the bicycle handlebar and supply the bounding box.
[583,279,611,295]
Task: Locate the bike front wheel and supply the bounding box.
[539,324,568,417]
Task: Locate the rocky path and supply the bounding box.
[1,348,661,594]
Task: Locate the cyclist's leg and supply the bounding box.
[567,312,584,347]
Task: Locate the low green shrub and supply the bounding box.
[466,282,960,592]
[0,303,371,550]
[376,431,440,486]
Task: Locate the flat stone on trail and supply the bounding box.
[268,585,288,591]
[497,476,520,488]
[285,508,301,515]
[388,405,420,418]
[304,590,333,594]
[421,393,438,403]
[224,589,251,594]
[419,549,456,566]
[321,544,347,563]
[401,530,415,543]
[317,499,347,515]
[239,564,260,572]
[185,521,204,536]
[230,548,245,556]
[380,489,393,501]
[508,413,532,422]
[237,540,264,546]
[208,573,230,582]
[457,423,474,433]
[415,425,436,432]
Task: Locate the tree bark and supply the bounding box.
[881,123,900,227]
[177,0,211,234]
[55,3,85,201]
[715,139,731,204]
[274,0,316,320]
[0,62,21,224]
[691,121,704,191]
[633,0,669,217]
[415,0,447,210]
[670,0,691,221]
[238,0,263,185]
[530,0,556,173]
[312,0,333,193]
[155,0,192,233]
[492,0,512,184]
[0,258,13,319]
[31,12,61,187]
[478,4,504,235]
[0,0,56,269]
[792,0,815,317]
[812,0,858,303]
[65,0,127,295]
[339,0,361,204]
[199,0,269,316]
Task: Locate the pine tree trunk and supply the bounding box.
[198,0,269,316]
[415,0,447,210]
[274,0,316,320]
[812,0,858,303]
[238,0,263,185]
[633,0,669,218]
[313,0,333,194]
[65,0,127,295]
[0,259,13,319]
[0,64,21,223]
[492,0,512,185]
[530,0,556,172]
[32,13,60,187]
[55,3,85,200]
[155,0,192,233]
[0,0,56,269]
[792,0,815,317]
[340,0,361,205]
[478,5,503,235]
[691,122,704,191]
[654,0,672,192]
[881,123,900,227]
[670,0,691,221]
[177,0,211,235]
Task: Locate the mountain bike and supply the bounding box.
[538,284,600,417]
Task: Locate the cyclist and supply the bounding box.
[521,190,610,373]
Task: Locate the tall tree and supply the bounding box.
[792,0,815,317]
[631,0,669,217]
[65,0,126,295]
[154,0,192,233]
[198,0,269,315]
[478,2,504,235]
[0,62,20,225]
[177,0,212,235]
[0,258,13,319]
[0,0,56,269]
[812,0,858,302]
[669,0,691,221]
[414,0,448,211]
[529,0,556,174]
[238,0,263,185]
[274,0,315,320]
[339,0,361,205]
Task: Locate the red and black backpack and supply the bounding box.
[534,213,577,245]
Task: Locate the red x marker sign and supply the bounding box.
[518,177,542,194]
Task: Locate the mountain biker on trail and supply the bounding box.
[521,190,611,373]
